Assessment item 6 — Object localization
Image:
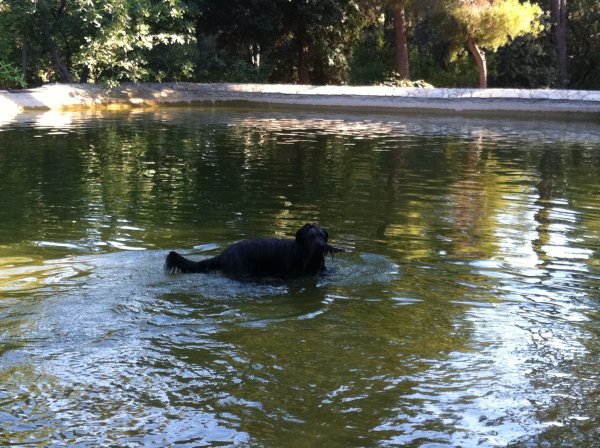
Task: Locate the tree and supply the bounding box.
[450,0,543,88]
[568,0,600,88]
[192,0,279,73]
[74,0,196,85]
[280,0,377,84]
[551,0,568,86]
[391,1,411,80]
[0,0,195,86]
[193,0,378,84]
[496,32,557,87]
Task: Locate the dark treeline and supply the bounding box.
[0,0,597,90]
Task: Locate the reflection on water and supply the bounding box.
[1,108,600,446]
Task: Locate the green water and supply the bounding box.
[1,108,599,447]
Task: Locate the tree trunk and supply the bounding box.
[552,0,569,86]
[48,39,73,83]
[297,32,310,84]
[40,6,72,83]
[393,6,410,80]
[468,36,487,88]
[19,37,29,81]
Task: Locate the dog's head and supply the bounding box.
[295,224,329,254]
[296,224,329,274]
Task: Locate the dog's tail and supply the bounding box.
[164,251,221,275]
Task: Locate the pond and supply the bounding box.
[1,107,599,447]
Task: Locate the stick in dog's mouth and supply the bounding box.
[325,244,346,260]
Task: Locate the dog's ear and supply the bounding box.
[322,228,329,241]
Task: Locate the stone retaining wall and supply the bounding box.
[1,83,600,117]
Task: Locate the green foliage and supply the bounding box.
[0,0,598,89]
[192,36,273,83]
[495,30,557,88]
[409,9,476,87]
[378,73,433,88]
[0,60,26,88]
[569,0,600,88]
[447,0,543,87]
[0,2,33,84]
[451,0,543,51]
[284,0,377,84]
[0,0,196,86]
[72,0,196,85]
[416,51,478,88]
[194,0,378,85]
[349,25,394,85]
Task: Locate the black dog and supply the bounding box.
[165,224,342,279]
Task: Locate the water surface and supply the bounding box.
[1,108,599,447]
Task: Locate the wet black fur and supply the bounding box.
[165,224,341,279]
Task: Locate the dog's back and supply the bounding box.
[166,238,302,278]
[219,238,301,278]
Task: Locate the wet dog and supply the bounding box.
[165,224,342,279]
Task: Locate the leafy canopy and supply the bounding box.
[452,0,543,50]
[0,0,195,86]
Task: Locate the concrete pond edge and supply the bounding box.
[1,83,600,118]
